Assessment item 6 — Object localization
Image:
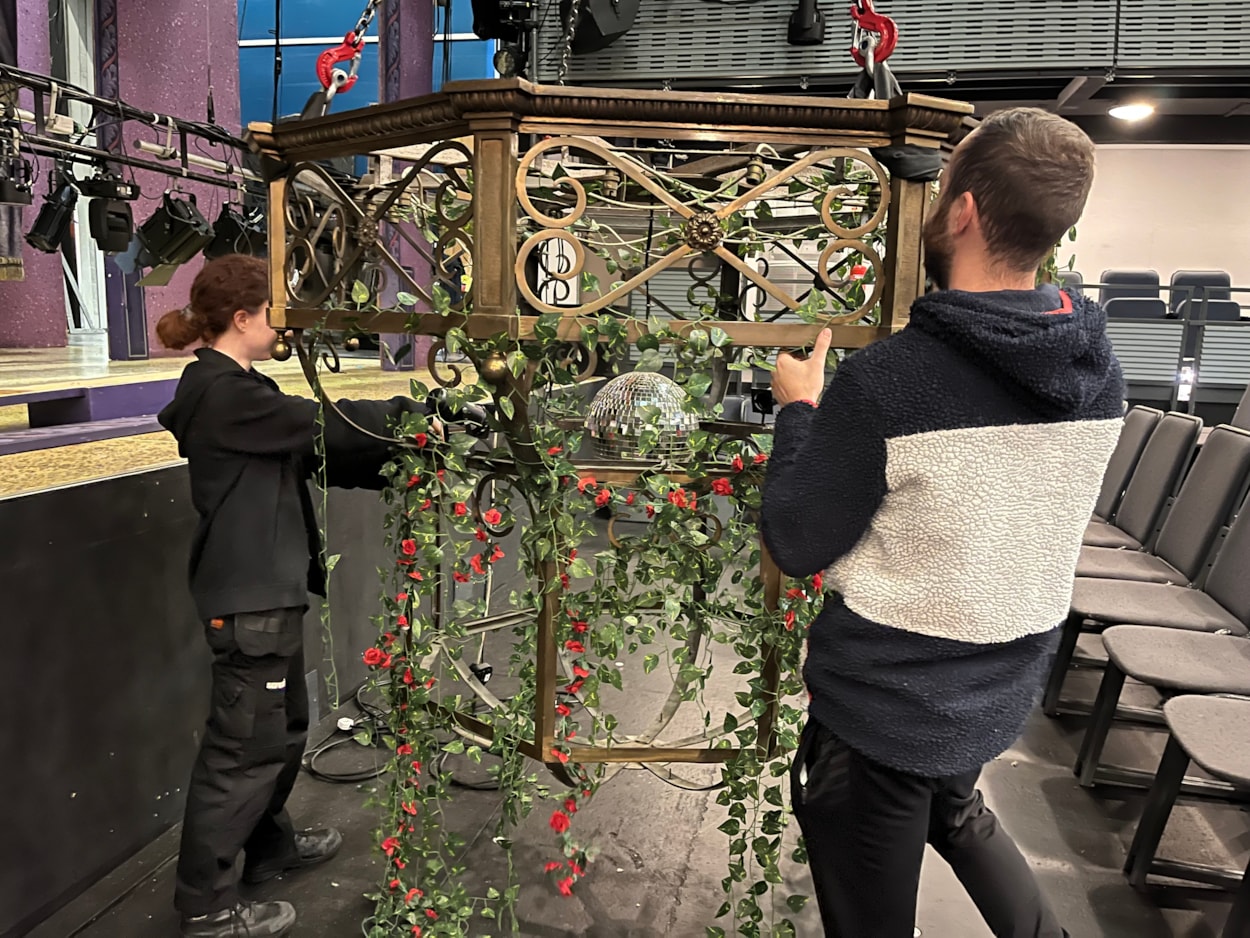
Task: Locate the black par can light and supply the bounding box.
[25,181,78,253]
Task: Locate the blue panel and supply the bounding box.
[434,0,479,36]
[238,0,390,42]
[238,44,379,131]
[432,40,497,91]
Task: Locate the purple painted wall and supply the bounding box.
[116,0,241,357]
[0,0,70,349]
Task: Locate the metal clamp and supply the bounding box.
[849,0,897,68]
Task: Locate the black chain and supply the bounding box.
[353,0,381,39]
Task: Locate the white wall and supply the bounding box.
[1069,146,1250,293]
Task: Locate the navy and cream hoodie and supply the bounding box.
[762,285,1124,778]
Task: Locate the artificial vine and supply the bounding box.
[311,146,888,937]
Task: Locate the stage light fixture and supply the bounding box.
[204,203,267,259]
[788,0,827,45]
[0,154,34,205]
[80,175,141,254]
[137,191,214,267]
[1109,102,1154,122]
[25,176,78,253]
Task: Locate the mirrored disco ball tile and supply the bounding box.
[585,371,699,462]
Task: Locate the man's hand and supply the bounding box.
[772,328,832,408]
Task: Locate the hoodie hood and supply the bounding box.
[158,348,246,452]
[907,285,1121,415]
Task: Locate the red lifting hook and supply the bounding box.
[849,0,898,68]
[316,32,365,92]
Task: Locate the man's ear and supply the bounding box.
[949,190,978,237]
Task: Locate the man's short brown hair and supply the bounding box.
[943,107,1097,273]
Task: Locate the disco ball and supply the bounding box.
[584,371,699,462]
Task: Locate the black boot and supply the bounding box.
[243,827,343,884]
[180,900,296,938]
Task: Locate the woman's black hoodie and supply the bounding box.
[158,348,416,620]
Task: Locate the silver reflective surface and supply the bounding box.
[584,371,698,462]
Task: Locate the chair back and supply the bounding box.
[1093,406,1162,521]
[1154,426,1250,583]
[1112,411,1202,547]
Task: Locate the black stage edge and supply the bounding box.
[0,467,393,938]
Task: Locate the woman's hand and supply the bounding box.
[772,328,832,407]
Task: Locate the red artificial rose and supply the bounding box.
[397,615,409,627]
[402,801,418,816]
[425,909,438,920]
[667,488,689,509]
[569,549,578,560]
[390,879,401,890]
[557,877,574,897]
[544,861,563,873]
[732,454,745,473]
[470,553,485,575]
[453,571,470,584]
[437,470,446,481]
[424,677,436,689]
[403,667,415,686]
[564,798,578,814]
[560,573,570,590]
[786,587,805,600]
[483,508,502,525]
[573,663,591,678]
[566,679,584,694]
[625,491,636,506]
[411,927,422,937]
[453,502,468,517]
[380,653,393,669]
[551,747,570,764]
[401,539,417,556]
[396,593,408,603]
[577,476,595,494]
[594,488,611,508]
[406,474,420,489]
[408,570,424,581]
[490,545,505,562]
[475,528,488,542]
[754,452,768,465]
[381,836,401,856]
[405,887,420,903]
[582,789,592,798]
[851,263,868,279]
[784,609,796,630]
[813,573,824,592]
[569,861,585,877]
[556,703,572,717]
[414,432,428,448]
[395,859,406,869]
[571,620,588,634]
[564,640,585,654]
[712,478,733,496]
[397,743,413,756]
[383,632,395,645]
[550,810,571,833]
[363,648,384,667]
[548,445,563,455]
[646,505,656,518]
[419,498,432,511]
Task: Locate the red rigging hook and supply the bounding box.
[849,0,898,68]
[316,31,365,92]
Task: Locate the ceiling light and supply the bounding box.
[1109,103,1155,122]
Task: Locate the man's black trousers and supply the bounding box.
[175,609,309,916]
[791,719,1068,938]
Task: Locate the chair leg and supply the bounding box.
[1075,662,1126,787]
[1125,735,1190,889]
[1042,613,1082,717]
[1224,853,1250,938]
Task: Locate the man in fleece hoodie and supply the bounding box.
[762,108,1123,938]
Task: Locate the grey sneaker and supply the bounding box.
[180,900,296,937]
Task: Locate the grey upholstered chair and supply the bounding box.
[1123,695,1250,938]
[1084,411,1202,550]
[1099,269,1161,304]
[1045,479,1250,717]
[1077,425,1250,583]
[1091,406,1162,523]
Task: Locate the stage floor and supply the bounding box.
[38,636,1248,938]
[0,335,433,499]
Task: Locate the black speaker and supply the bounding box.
[88,199,133,253]
[560,0,639,54]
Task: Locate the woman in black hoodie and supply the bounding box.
[156,254,424,938]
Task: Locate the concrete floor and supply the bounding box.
[50,649,1247,938]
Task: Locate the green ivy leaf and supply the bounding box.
[395,291,418,307]
[709,326,731,348]
[498,395,515,421]
[350,280,370,304]
[568,557,594,579]
[643,654,659,674]
[785,895,809,913]
[635,349,664,372]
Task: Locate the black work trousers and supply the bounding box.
[175,609,309,916]
[791,719,1068,938]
